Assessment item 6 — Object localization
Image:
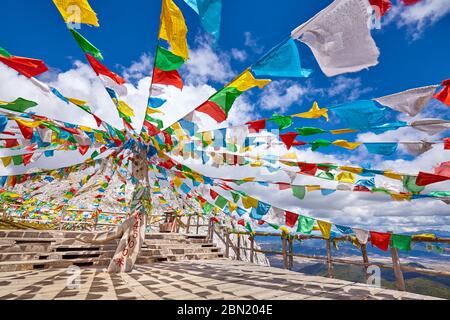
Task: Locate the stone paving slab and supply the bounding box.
[0,259,440,300]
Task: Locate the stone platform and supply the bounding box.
[0,259,438,300]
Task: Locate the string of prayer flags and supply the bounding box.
[370,231,391,251]
[0,52,48,78]
[374,85,440,117]
[251,38,312,78]
[434,79,450,106]
[195,70,271,122]
[182,0,222,42]
[52,0,99,27]
[159,0,189,61]
[291,0,380,77]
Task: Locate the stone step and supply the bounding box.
[136,252,222,264]
[0,257,110,272]
[0,250,115,261]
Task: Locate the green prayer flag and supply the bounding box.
[245,222,253,233]
[430,191,450,197]
[203,202,213,215]
[214,195,228,209]
[390,234,412,251]
[402,175,425,194]
[0,47,12,58]
[209,87,242,114]
[90,150,99,159]
[268,223,279,230]
[12,155,23,165]
[145,114,164,129]
[316,172,334,180]
[114,129,126,142]
[292,185,306,200]
[231,191,240,203]
[0,98,37,113]
[155,46,185,71]
[70,28,104,60]
[310,139,331,151]
[269,114,293,130]
[297,215,315,234]
[296,127,327,136]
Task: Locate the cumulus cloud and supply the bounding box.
[383,0,450,40]
[243,31,265,54]
[231,48,248,62]
[328,76,373,102]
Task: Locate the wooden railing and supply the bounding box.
[222,230,450,292]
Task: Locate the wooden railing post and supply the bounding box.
[196,215,200,235]
[250,236,255,263]
[326,239,333,278]
[236,234,241,261]
[389,231,406,291]
[225,229,230,258]
[282,236,288,269]
[186,215,191,234]
[288,237,294,270]
[361,243,370,281]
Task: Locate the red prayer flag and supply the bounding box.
[196,101,227,123]
[246,119,266,133]
[85,54,126,85]
[3,139,19,148]
[280,132,299,150]
[210,189,219,200]
[23,153,33,166]
[16,120,34,140]
[297,162,318,176]
[78,145,90,155]
[416,171,450,186]
[434,79,450,106]
[92,114,103,127]
[444,138,450,150]
[285,211,299,228]
[354,185,371,192]
[370,231,391,251]
[258,220,266,225]
[277,183,291,191]
[434,161,450,178]
[402,0,421,5]
[237,219,245,227]
[153,67,183,90]
[143,121,160,136]
[0,55,48,78]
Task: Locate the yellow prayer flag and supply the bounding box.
[281,152,297,160]
[339,166,363,174]
[250,161,264,167]
[242,196,258,209]
[15,118,41,128]
[412,234,436,241]
[336,172,356,184]
[67,97,87,106]
[317,220,332,239]
[228,69,271,92]
[306,185,321,192]
[79,125,93,132]
[228,201,237,213]
[294,102,328,121]
[390,193,411,201]
[1,156,12,167]
[332,140,362,150]
[383,171,403,181]
[94,132,106,144]
[52,0,99,27]
[117,100,135,117]
[159,0,189,60]
[146,108,165,115]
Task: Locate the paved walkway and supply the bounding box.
[0,259,438,300]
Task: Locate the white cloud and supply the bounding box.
[231,48,248,62]
[243,31,265,54]
[328,76,373,101]
[120,53,153,83]
[258,80,322,113]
